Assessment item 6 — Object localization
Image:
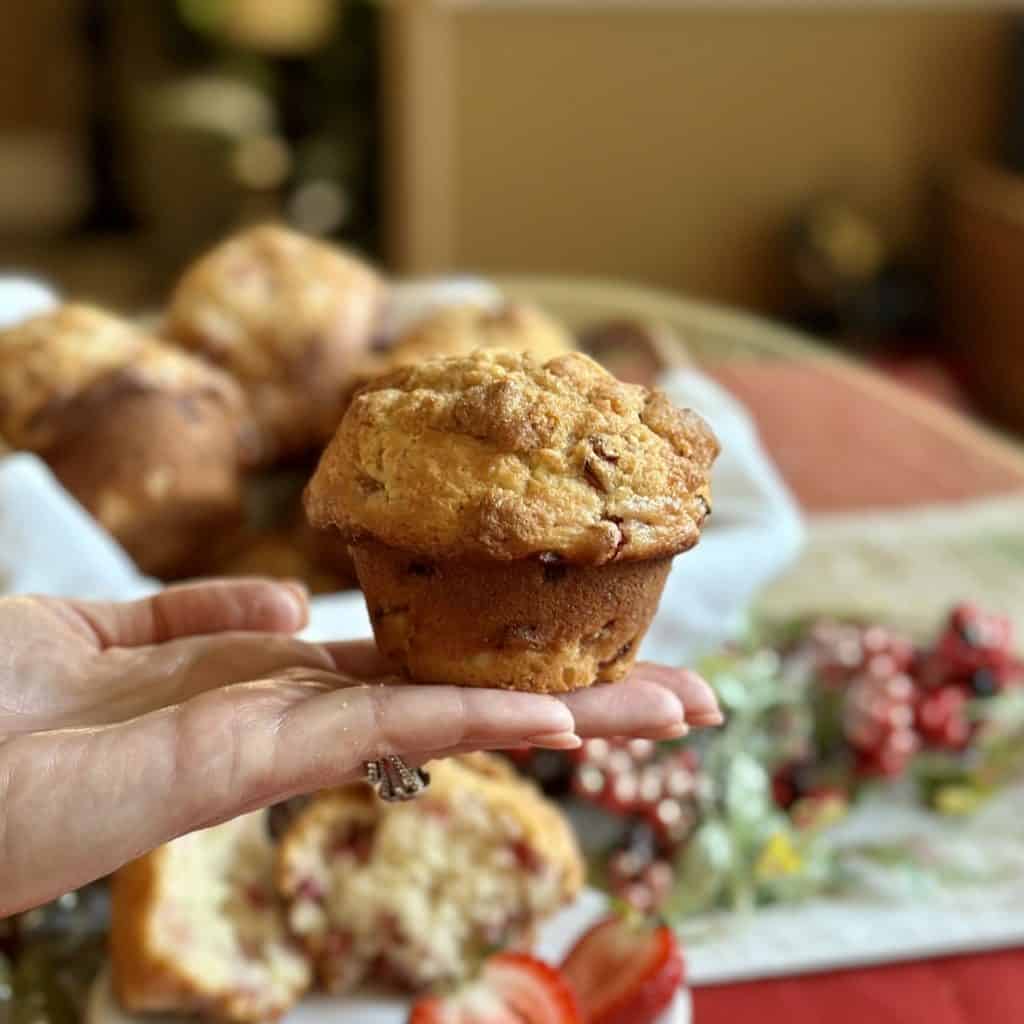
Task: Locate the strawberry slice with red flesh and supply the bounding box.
[409,952,581,1024]
[561,915,684,1024]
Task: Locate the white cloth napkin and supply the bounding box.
[0,276,59,328]
[0,276,803,665]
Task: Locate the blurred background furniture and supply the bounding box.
[946,161,1024,436]
[501,275,1024,510]
[383,2,1006,313]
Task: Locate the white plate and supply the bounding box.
[87,889,691,1024]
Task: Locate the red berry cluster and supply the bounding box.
[800,606,1021,782]
[915,603,1021,751]
[569,739,705,911]
[803,620,919,777]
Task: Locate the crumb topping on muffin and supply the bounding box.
[0,303,242,451]
[306,350,718,564]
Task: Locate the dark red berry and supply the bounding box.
[771,760,818,810]
[939,605,1013,672]
[917,685,972,751]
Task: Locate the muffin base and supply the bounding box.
[351,541,672,693]
[44,386,242,578]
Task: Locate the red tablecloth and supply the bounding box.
[694,950,1024,1024]
[694,358,1024,1024]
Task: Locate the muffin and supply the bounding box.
[211,526,353,594]
[0,303,245,578]
[110,811,312,1023]
[387,302,574,365]
[276,754,583,993]
[341,301,576,410]
[165,224,384,464]
[305,350,718,692]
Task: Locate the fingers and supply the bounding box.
[61,578,309,649]
[562,678,686,739]
[274,683,577,772]
[561,665,722,740]
[629,664,724,726]
[71,633,342,726]
[0,676,578,914]
[317,648,723,731]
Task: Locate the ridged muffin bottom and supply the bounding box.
[352,540,672,693]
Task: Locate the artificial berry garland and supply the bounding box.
[507,603,1024,919]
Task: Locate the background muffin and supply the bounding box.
[387,302,574,365]
[111,811,311,1023]
[0,303,245,578]
[306,350,719,692]
[211,522,357,594]
[276,754,583,993]
[166,224,384,465]
[341,301,575,409]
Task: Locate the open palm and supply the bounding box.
[0,579,721,915]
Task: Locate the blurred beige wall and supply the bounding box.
[384,5,1009,312]
[0,0,91,233]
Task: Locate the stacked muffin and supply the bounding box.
[0,304,245,577]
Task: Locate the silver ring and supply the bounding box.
[363,755,430,802]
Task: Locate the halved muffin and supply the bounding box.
[277,754,583,993]
[110,811,311,1022]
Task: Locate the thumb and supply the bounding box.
[60,578,309,648]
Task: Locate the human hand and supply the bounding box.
[0,578,721,915]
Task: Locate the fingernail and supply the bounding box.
[526,731,583,750]
[651,721,690,740]
[689,710,725,727]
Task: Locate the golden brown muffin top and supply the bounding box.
[389,302,574,366]
[165,224,383,382]
[306,350,719,564]
[0,303,243,451]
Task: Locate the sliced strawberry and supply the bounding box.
[408,952,580,1024]
[561,914,684,1024]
